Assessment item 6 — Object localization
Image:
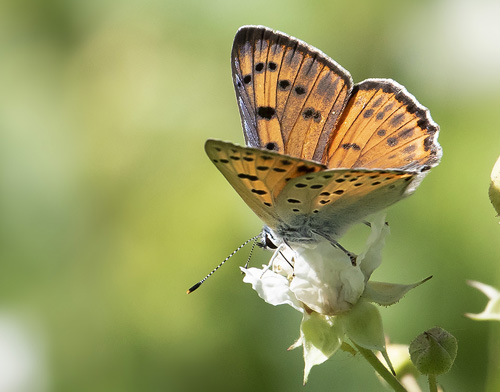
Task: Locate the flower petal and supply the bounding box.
[358,213,389,281]
[363,277,432,306]
[300,313,343,384]
[290,242,365,315]
[241,267,303,312]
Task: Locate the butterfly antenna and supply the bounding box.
[243,236,259,269]
[187,234,260,294]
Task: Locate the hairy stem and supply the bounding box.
[352,342,407,392]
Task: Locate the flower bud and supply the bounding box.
[409,327,457,375]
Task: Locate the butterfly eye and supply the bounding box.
[264,234,278,250]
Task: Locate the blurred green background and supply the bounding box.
[1,0,500,391]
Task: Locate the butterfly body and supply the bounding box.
[208,26,441,247]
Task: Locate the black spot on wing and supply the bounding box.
[403,144,416,154]
[372,96,384,107]
[257,107,276,120]
[390,113,405,126]
[302,108,322,123]
[342,143,361,151]
[279,80,291,90]
[265,142,278,150]
[237,173,258,181]
[294,86,306,95]
[387,137,398,147]
[296,165,317,173]
[363,109,374,118]
[399,128,414,139]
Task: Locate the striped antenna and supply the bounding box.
[187,234,260,294]
[243,236,259,269]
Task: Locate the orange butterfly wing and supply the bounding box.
[208,26,442,242]
[277,168,415,239]
[205,139,325,230]
[323,79,441,171]
[206,140,417,240]
[232,26,353,162]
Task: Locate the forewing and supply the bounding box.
[323,79,442,171]
[232,25,353,161]
[205,139,325,230]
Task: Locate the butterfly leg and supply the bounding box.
[334,242,357,266]
[312,230,357,266]
[260,243,294,278]
[363,220,389,228]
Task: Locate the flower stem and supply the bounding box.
[352,342,407,392]
[428,375,438,392]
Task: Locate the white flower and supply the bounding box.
[242,213,429,383]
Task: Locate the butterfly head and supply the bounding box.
[258,226,282,251]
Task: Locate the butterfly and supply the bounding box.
[206,25,441,249]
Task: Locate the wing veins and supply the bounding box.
[357,114,416,161]
[280,41,305,124]
[284,56,326,153]
[329,90,379,164]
